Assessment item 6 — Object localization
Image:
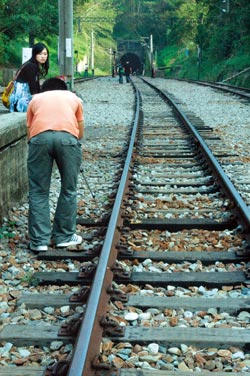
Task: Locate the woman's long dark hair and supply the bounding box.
[30,42,49,77]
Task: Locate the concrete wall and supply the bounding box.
[2,68,16,86]
[0,113,28,223]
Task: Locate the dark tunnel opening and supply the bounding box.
[120,53,144,75]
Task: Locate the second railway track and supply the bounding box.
[1,76,250,376]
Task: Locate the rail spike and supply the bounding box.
[100,315,125,336]
[111,261,131,279]
[236,239,250,256]
[78,262,97,278]
[69,285,90,302]
[58,316,82,336]
[44,360,70,376]
[107,284,128,302]
[116,243,134,256]
[92,355,112,371]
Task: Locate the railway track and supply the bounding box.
[175,79,250,101]
[1,77,250,375]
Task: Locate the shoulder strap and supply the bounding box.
[13,61,29,81]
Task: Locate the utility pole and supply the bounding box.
[91,30,94,76]
[112,50,116,77]
[58,0,74,90]
[221,0,230,13]
[150,34,155,78]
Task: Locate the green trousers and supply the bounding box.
[27,131,82,247]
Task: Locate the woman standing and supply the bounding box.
[9,42,49,112]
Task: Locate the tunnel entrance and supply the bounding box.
[120,53,143,75]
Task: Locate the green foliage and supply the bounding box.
[46,40,60,77]
[0,221,16,239]
[155,0,250,86]
[159,42,250,87]
[20,273,39,287]
[0,0,249,83]
[1,0,57,45]
[0,0,58,65]
[73,0,117,75]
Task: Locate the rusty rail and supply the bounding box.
[67,82,141,376]
[143,77,250,247]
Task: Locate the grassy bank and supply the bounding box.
[158,45,250,88]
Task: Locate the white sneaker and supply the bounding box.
[29,244,48,252]
[56,234,82,248]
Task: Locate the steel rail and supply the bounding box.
[197,82,250,100]
[173,78,250,100]
[142,77,250,246]
[67,82,141,376]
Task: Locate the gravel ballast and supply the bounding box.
[1,76,250,370]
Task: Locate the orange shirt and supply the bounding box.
[27,90,83,139]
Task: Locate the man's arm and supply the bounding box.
[78,120,84,140]
[26,105,33,141]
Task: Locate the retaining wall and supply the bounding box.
[2,68,16,86]
[0,113,28,223]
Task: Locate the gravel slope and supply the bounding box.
[1,76,250,370]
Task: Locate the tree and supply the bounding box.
[0,0,57,63]
[193,0,250,61]
[74,0,118,72]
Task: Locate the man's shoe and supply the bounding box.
[29,244,48,252]
[56,234,82,248]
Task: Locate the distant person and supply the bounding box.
[117,64,124,84]
[142,63,145,76]
[10,42,49,112]
[84,64,89,77]
[151,63,156,78]
[26,77,84,252]
[124,63,131,83]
